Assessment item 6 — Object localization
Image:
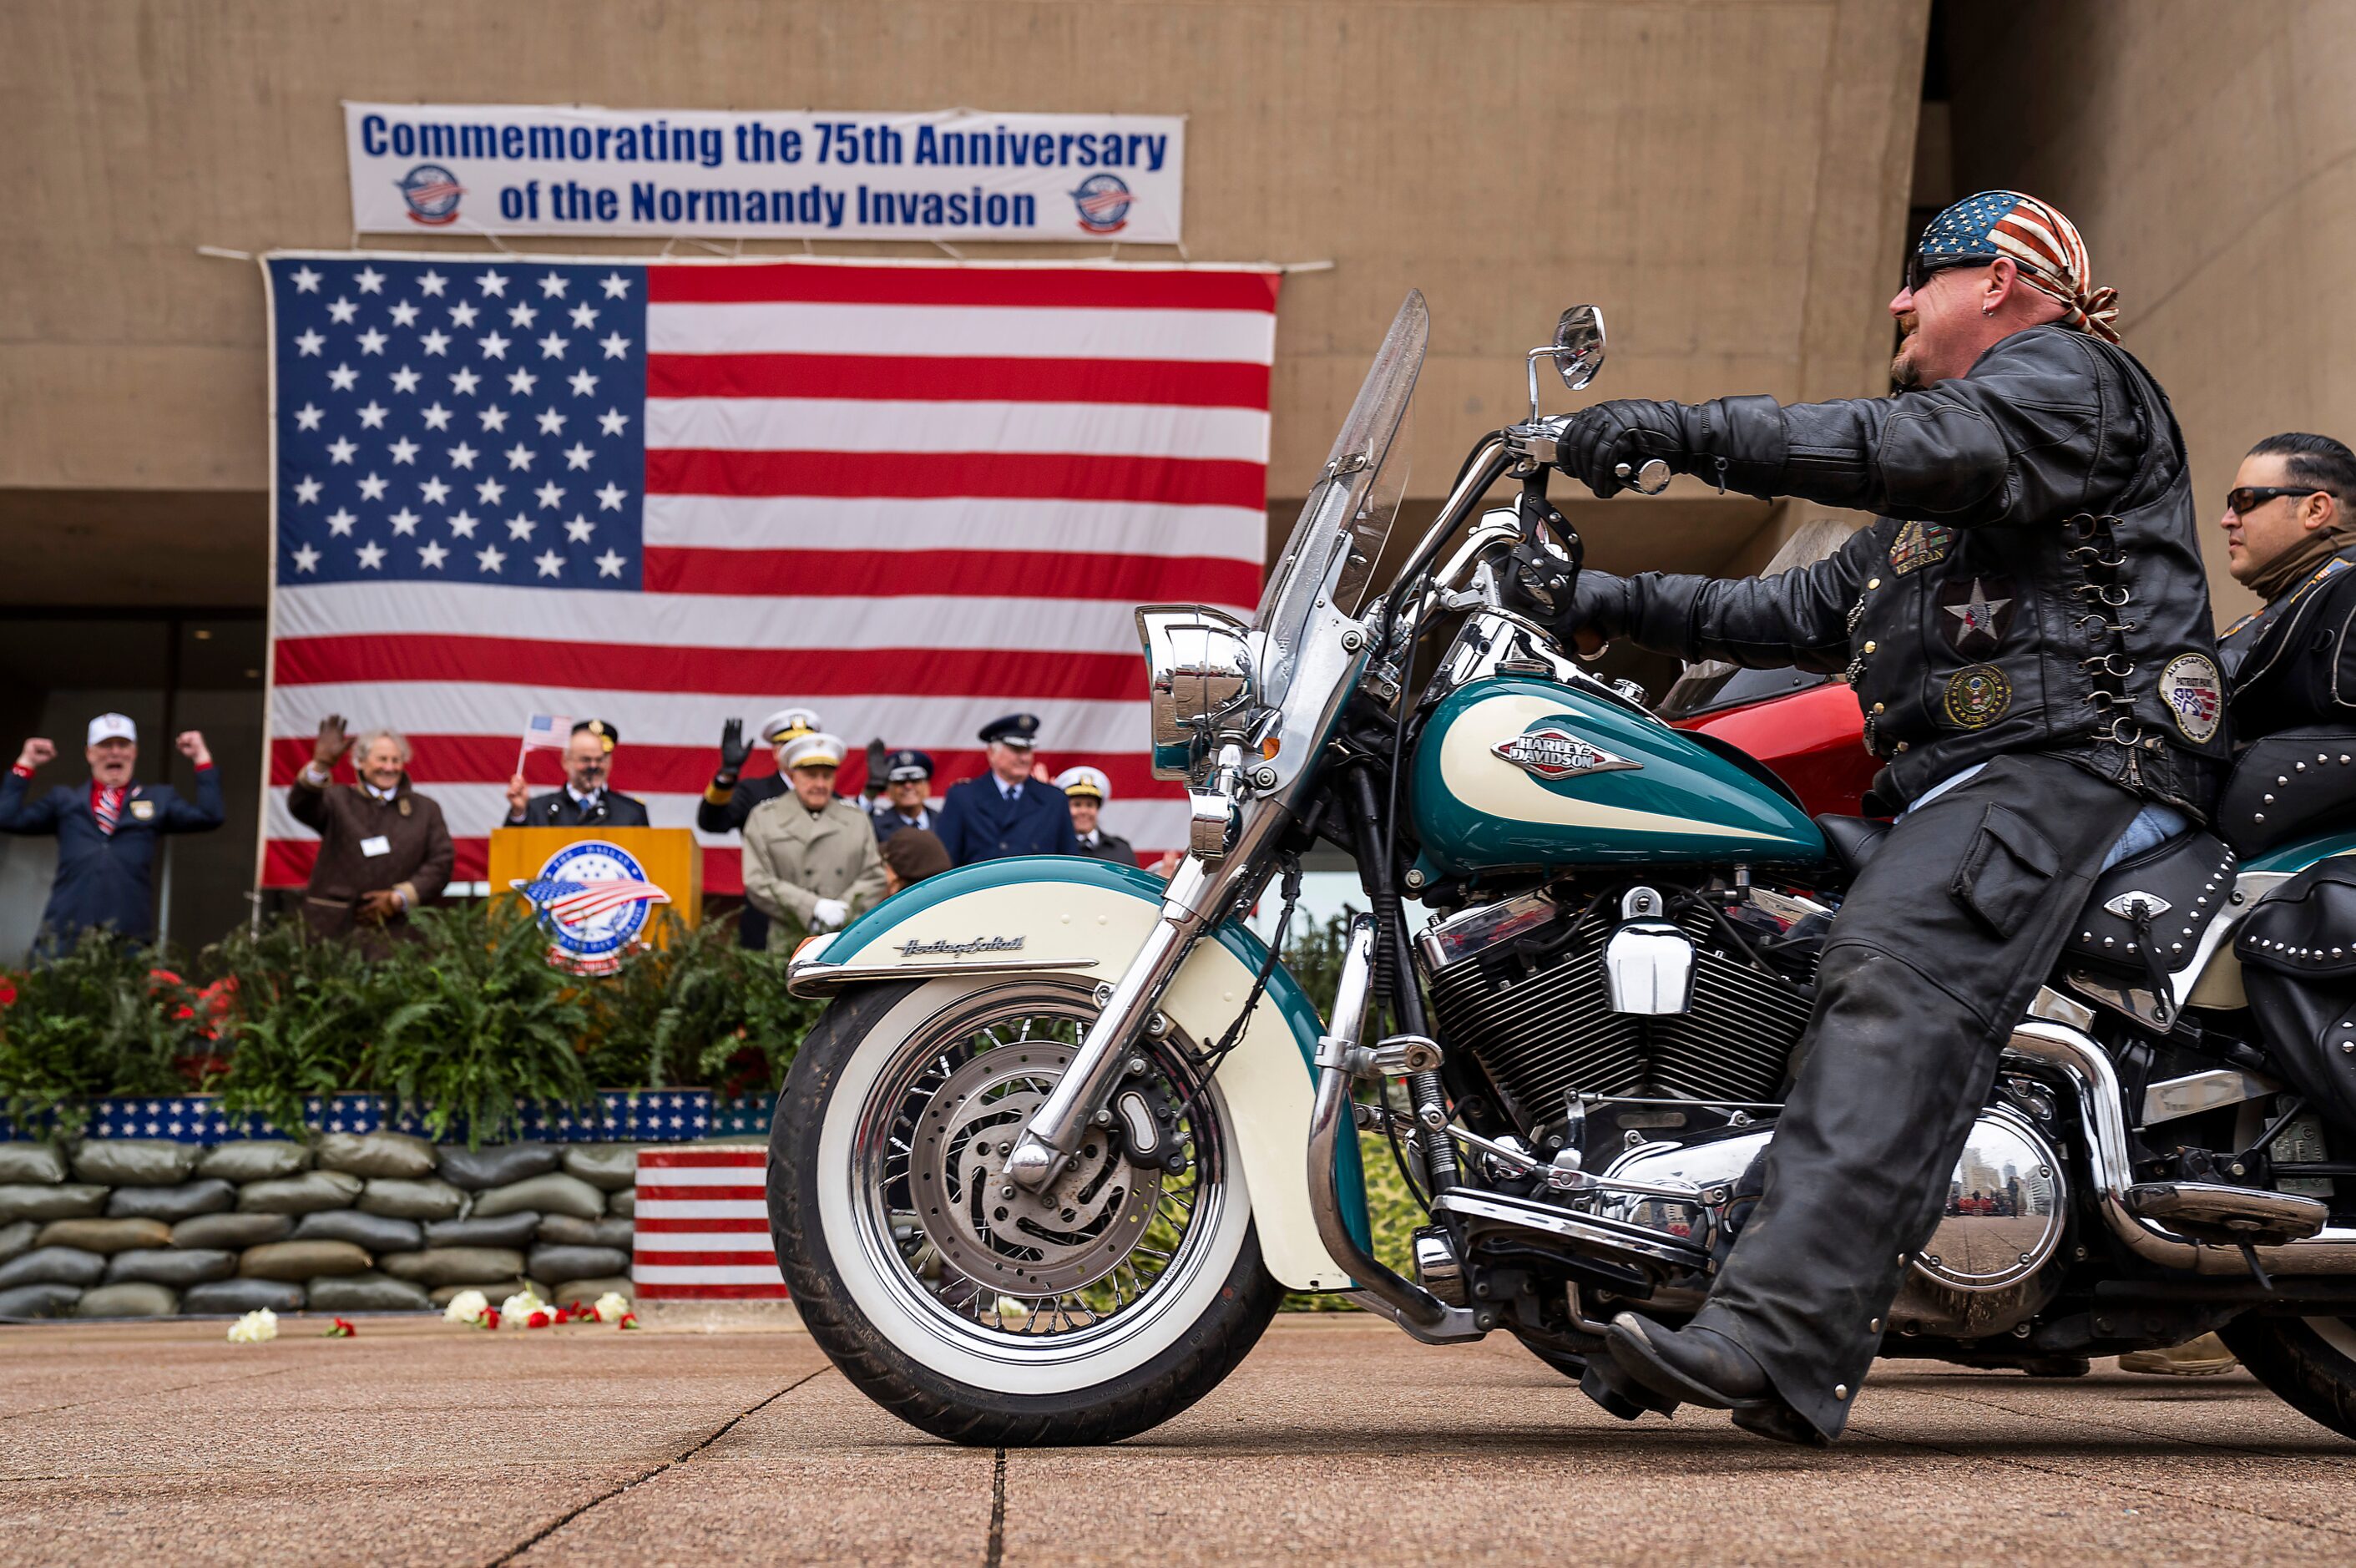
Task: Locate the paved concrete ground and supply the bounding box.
[3,1313,2351,1565]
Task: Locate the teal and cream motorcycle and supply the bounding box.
[771,295,2356,1445]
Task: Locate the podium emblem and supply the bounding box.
[513,838,672,974]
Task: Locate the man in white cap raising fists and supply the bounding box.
[1,713,222,952]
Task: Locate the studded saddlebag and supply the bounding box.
[2058,830,2237,1029]
[2217,729,2356,857]
[2235,859,2356,1134]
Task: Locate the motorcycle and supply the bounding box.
[769,293,2356,1445]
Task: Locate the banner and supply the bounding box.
[344,103,1186,243]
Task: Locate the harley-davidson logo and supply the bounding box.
[1493,726,1641,781]
[897,935,1026,959]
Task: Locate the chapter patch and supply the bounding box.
[1889,520,1954,575]
[1944,665,2012,729]
[1938,574,2016,655]
[2160,651,2223,743]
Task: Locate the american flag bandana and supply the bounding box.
[92,783,125,836]
[1916,190,2121,344]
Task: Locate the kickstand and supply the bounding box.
[2238,1242,2276,1292]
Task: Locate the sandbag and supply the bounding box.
[0,1247,107,1288]
[72,1139,199,1188]
[292,1210,422,1253]
[107,1247,235,1288]
[356,1177,467,1221]
[195,1141,311,1183]
[430,1281,531,1307]
[38,1217,173,1255]
[529,1244,629,1282]
[0,1183,108,1222]
[75,1282,178,1318]
[535,1214,635,1249]
[377,1247,526,1287]
[437,1144,560,1191]
[423,1211,541,1249]
[172,1211,292,1250]
[307,1271,432,1312]
[0,1220,34,1265]
[183,1277,305,1314]
[0,1144,68,1185]
[0,1282,82,1318]
[549,1276,631,1308]
[561,1145,638,1191]
[107,1179,235,1223]
[316,1130,438,1181]
[473,1171,603,1221]
[240,1239,372,1281]
[237,1170,365,1215]
[606,1187,635,1219]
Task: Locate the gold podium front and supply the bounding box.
[488,827,703,947]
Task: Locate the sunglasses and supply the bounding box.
[1904,251,1985,294]
[2225,485,2337,518]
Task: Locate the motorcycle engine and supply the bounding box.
[1418,882,1818,1129]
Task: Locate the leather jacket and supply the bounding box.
[1568,326,2229,817]
[2219,544,2356,741]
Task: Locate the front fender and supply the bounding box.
[792,856,1368,1292]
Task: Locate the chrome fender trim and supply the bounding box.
[2005,1019,2356,1277]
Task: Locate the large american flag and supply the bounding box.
[261,255,1278,891]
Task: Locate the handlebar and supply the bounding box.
[1615,458,1673,495]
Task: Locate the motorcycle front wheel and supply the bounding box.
[768,978,1281,1446]
[2222,1312,2356,1442]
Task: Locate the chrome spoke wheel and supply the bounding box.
[851,984,1222,1360]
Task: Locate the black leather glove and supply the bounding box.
[715,717,750,787]
[1555,400,1694,498]
[1555,569,1635,654]
[1499,496,1580,621]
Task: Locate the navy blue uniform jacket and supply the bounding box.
[512,789,650,828]
[934,776,1079,866]
[0,767,225,943]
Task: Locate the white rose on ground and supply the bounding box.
[442,1289,490,1327]
[227,1308,278,1344]
[499,1287,545,1327]
[592,1291,630,1323]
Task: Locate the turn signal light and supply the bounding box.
[1261,736,1282,760]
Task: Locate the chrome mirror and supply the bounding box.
[1525,305,1607,422]
[1137,607,1257,781]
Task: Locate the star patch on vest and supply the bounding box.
[1938,574,2016,655]
[1889,521,1954,575]
[2160,651,2223,743]
[1943,664,2012,728]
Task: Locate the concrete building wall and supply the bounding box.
[1945,0,2354,623]
[2,0,1930,602]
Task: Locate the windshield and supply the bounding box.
[1252,291,1425,711]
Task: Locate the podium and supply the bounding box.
[488,827,703,953]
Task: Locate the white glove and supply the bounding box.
[811,898,849,931]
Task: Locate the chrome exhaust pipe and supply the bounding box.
[2006,1019,2356,1277]
[1307,914,1483,1342]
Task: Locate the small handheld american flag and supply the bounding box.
[514,712,575,781]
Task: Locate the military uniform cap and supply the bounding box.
[781,731,847,770]
[1055,766,1110,802]
[759,707,823,746]
[978,713,1042,748]
[573,718,619,753]
[883,748,935,782]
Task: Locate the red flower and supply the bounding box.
[482,1308,501,1330]
[527,1310,552,1329]
[552,1307,574,1324]
[617,1312,639,1330]
[324,1318,356,1338]
[147,968,185,989]
[0,979,16,1008]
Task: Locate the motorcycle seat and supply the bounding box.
[2217,728,2356,856]
[1813,814,1892,880]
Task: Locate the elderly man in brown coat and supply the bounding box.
[290,716,454,943]
[741,732,887,948]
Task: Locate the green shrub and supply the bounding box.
[0,931,200,1136]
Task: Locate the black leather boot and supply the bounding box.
[1605,1313,1771,1410]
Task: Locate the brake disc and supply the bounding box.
[908,1044,1163,1296]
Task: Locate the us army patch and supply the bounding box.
[2160,651,2223,743]
[1937,574,2016,655]
[1944,664,2012,729]
[1889,520,1954,575]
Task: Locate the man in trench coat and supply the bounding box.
[741,732,888,949]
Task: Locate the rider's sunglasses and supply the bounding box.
[2225,485,2337,518]
[1903,250,1984,294]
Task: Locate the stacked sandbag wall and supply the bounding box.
[0,1135,639,1320]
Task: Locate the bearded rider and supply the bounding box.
[1538,193,2230,1444]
